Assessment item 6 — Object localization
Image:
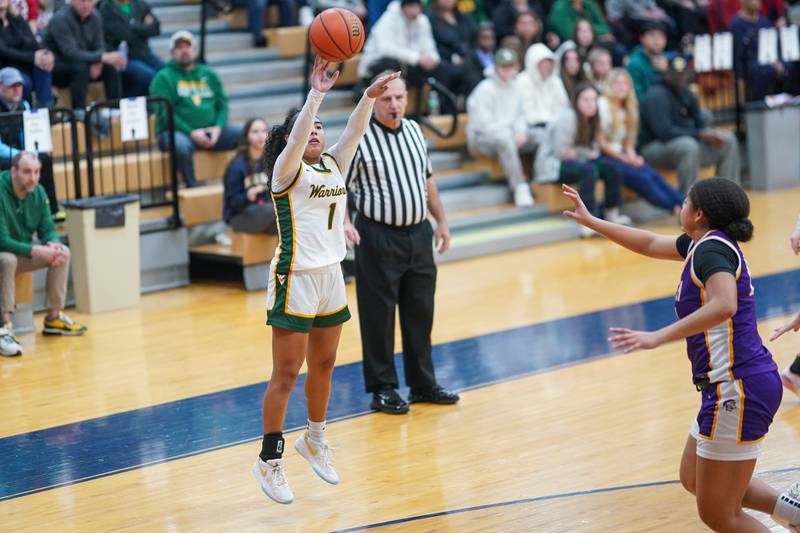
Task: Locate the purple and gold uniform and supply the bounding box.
[675,230,782,460]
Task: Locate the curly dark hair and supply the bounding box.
[264,107,301,188]
[688,177,754,242]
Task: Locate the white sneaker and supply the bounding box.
[605,208,632,226]
[513,183,535,207]
[781,365,800,397]
[252,458,294,504]
[0,326,22,357]
[294,432,339,485]
[778,482,800,531]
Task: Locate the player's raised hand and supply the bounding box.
[311,56,339,93]
[365,71,401,98]
[769,312,800,341]
[561,184,594,226]
[608,327,662,353]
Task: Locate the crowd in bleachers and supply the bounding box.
[360,0,800,211]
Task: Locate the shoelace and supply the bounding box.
[317,441,334,468]
[268,462,288,487]
[0,327,20,344]
[787,481,800,500]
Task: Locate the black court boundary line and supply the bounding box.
[333,466,800,532]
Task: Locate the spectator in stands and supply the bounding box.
[223,118,276,234]
[469,22,497,76]
[605,0,674,47]
[228,0,268,47]
[0,67,59,217]
[150,31,241,188]
[357,0,442,91]
[429,0,483,102]
[312,0,367,23]
[534,82,629,234]
[97,0,164,97]
[45,0,127,109]
[626,20,670,102]
[731,0,796,101]
[467,48,536,206]
[517,43,569,146]
[498,33,524,67]
[0,151,87,356]
[512,9,541,53]
[34,0,54,36]
[559,48,586,101]
[658,0,708,39]
[639,56,740,191]
[546,0,611,43]
[585,47,611,93]
[598,68,684,216]
[491,0,544,41]
[708,0,785,33]
[0,0,53,106]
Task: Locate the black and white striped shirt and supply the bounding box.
[346,117,432,227]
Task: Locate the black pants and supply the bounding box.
[52,59,121,108]
[355,216,437,394]
[229,203,277,234]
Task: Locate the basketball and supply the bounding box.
[308,8,365,63]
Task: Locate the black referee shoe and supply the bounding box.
[370,388,409,414]
[408,385,460,405]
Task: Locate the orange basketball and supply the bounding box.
[309,8,365,63]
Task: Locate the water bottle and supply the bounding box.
[118,40,128,58]
[428,90,440,116]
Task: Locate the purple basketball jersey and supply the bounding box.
[675,230,777,383]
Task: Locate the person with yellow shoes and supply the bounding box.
[0,151,86,357]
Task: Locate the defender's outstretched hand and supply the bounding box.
[770,313,800,341]
[561,184,594,226]
[311,57,340,93]
[608,327,662,353]
[366,71,401,98]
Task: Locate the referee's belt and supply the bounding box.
[359,216,427,232]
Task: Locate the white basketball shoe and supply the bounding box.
[781,365,800,397]
[294,432,339,485]
[0,325,22,357]
[252,458,294,504]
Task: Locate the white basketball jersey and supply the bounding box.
[271,153,347,273]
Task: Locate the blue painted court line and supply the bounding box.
[2,268,800,502]
[333,466,800,532]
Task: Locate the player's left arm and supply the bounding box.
[427,178,450,254]
[609,272,738,353]
[328,71,400,172]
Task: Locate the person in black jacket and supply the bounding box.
[639,56,740,192]
[0,0,54,106]
[44,0,127,108]
[222,118,276,234]
[429,0,482,107]
[97,0,164,97]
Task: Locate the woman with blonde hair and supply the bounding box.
[598,68,684,216]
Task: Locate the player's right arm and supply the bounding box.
[562,184,683,260]
[272,57,339,192]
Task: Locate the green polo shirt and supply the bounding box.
[0,170,58,257]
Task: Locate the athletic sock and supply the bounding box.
[790,355,800,376]
[260,432,284,462]
[772,485,800,528]
[307,419,326,446]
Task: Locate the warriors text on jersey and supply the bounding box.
[272,153,347,273]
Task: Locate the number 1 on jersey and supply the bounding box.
[327,203,336,230]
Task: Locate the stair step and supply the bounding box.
[152,31,252,58]
[228,90,353,122]
[214,57,304,82]
[434,170,489,191]
[439,216,579,264]
[148,0,199,7]
[152,4,201,23]
[161,19,232,36]
[430,150,464,172]
[205,47,279,66]
[225,77,304,99]
[448,205,550,232]
[440,183,510,213]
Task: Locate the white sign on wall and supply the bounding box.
[758,28,779,65]
[694,34,713,73]
[713,32,734,71]
[780,25,800,62]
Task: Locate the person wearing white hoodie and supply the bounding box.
[516,43,569,148]
[357,0,440,86]
[467,48,535,207]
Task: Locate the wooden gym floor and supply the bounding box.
[2,189,800,532]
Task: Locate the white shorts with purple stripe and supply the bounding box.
[690,371,783,461]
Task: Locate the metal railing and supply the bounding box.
[0,107,82,207]
[83,96,180,228]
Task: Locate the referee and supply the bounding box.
[345,73,460,414]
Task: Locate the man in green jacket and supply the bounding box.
[0,152,87,356]
[149,31,242,187]
[547,0,611,42]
